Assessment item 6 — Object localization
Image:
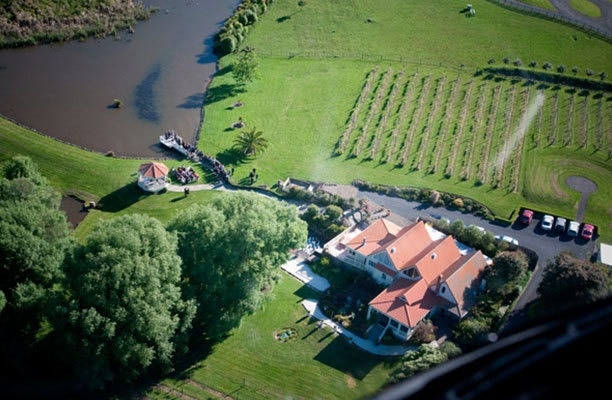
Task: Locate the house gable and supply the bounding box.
[442,250,488,318]
[369,278,442,329]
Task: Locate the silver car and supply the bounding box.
[567,220,580,237]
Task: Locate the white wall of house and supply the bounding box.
[388,318,412,341]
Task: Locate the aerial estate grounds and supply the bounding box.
[0,0,610,398]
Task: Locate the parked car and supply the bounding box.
[567,221,580,237]
[494,235,519,246]
[540,214,554,231]
[554,217,567,233]
[581,223,594,240]
[518,209,534,225]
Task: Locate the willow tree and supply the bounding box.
[168,191,308,342]
[55,214,195,390]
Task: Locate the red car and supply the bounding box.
[581,223,594,240]
[518,209,534,225]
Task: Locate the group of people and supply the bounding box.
[201,154,231,182]
[171,166,199,184]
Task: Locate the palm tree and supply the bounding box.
[233,127,269,157]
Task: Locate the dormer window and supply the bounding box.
[431,253,437,260]
[403,266,419,279]
[390,247,396,254]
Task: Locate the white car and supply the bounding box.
[494,235,519,246]
[540,214,554,231]
[567,221,580,237]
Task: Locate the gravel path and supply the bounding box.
[549,0,612,37]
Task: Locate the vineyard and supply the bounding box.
[335,66,612,193]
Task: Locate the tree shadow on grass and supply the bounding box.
[215,147,248,168]
[313,336,381,380]
[204,83,246,106]
[97,182,158,213]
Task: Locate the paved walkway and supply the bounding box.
[301,299,413,357]
[281,257,331,292]
[279,257,414,356]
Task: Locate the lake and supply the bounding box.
[0,0,240,158]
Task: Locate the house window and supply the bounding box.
[399,325,408,333]
[349,250,354,255]
[441,286,446,293]
[390,320,398,328]
[404,267,419,279]
[381,273,387,281]
[368,260,375,267]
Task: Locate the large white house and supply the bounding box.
[325,218,489,341]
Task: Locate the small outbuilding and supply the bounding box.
[137,161,169,193]
[598,243,612,267]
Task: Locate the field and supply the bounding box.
[197,0,611,237]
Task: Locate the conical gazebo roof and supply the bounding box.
[138,162,169,178]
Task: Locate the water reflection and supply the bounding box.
[135,63,162,123]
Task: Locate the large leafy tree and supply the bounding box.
[54,214,195,390]
[233,126,270,157]
[484,250,529,299]
[0,155,73,333]
[231,46,259,85]
[536,251,610,315]
[167,191,308,342]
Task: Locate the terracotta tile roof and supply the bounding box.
[369,278,442,328]
[361,218,489,328]
[138,162,169,178]
[381,221,434,269]
[411,235,462,285]
[443,250,488,317]
[345,219,402,256]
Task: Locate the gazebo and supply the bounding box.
[137,162,169,193]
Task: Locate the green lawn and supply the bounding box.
[149,275,399,400]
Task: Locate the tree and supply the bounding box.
[54,214,195,390]
[0,155,74,380]
[233,126,270,156]
[542,62,552,71]
[167,191,308,342]
[572,66,579,75]
[536,251,609,316]
[598,71,608,81]
[484,250,529,299]
[387,344,448,385]
[232,46,260,85]
[557,64,566,74]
